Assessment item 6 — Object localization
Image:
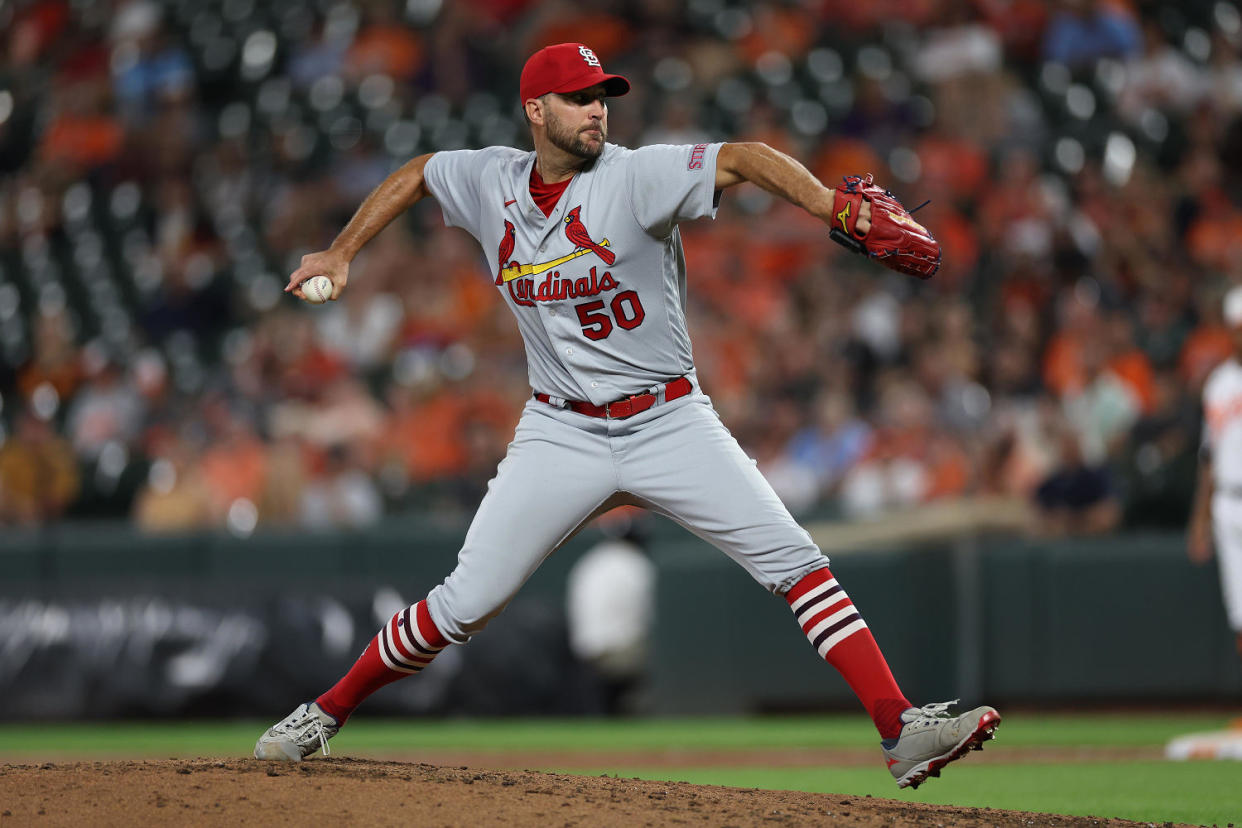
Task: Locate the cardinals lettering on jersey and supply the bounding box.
[507,266,620,307]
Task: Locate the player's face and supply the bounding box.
[545,85,608,159]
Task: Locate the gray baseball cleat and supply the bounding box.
[880,700,1001,789]
[254,702,340,761]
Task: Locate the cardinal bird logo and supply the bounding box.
[496,220,517,285]
[564,206,615,266]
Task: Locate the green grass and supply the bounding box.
[554,762,1242,826]
[1,713,1239,825]
[0,711,1230,754]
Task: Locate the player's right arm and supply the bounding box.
[285,153,436,300]
[1188,452,1214,564]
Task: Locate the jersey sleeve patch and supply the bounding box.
[688,143,708,170]
[627,142,723,236]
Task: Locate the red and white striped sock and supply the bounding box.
[315,599,448,724]
[786,567,911,739]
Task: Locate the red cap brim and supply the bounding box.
[526,72,630,102]
[553,73,629,97]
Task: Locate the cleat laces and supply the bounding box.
[314,717,330,756]
[305,711,331,756]
[906,699,959,725]
[280,706,331,756]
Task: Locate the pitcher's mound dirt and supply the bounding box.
[0,758,1184,827]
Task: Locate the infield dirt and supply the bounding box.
[0,758,1193,827]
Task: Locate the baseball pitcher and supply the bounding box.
[1188,285,1242,664]
[254,42,998,789]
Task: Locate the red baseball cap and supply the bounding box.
[519,43,630,103]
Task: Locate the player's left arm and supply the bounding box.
[714,142,871,234]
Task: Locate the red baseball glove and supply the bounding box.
[828,174,940,279]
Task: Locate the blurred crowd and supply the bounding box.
[1,0,1240,536]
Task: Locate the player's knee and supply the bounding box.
[451,603,506,640]
[425,585,508,644]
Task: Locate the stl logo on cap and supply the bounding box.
[578,46,600,67]
[519,42,630,103]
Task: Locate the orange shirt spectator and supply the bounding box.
[1044,332,1086,398]
[1044,293,1104,398]
[200,434,269,512]
[1179,324,1233,389]
[388,389,469,482]
[813,137,885,188]
[346,24,424,80]
[923,433,971,500]
[1108,348,1156,414]
[915,132,989,204]
[18,356,83,406]
[1186,201,1242,273]
[40,113,124,170]
[278,345,349,400]
[919,203,979,291]
[133,438,215,533]
[737,5,817,63]
[18,312,83,403]
[530,13,632,60]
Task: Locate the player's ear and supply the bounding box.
[524,97,545,127]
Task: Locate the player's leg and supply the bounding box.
[320,403,617,716]
[1209,496,1242,662]
[256,403,617,760]
[785,568,997,788]
[617,398,910,727]
[423,405,620,644]
[617,397,998,786]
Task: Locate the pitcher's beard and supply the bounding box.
[546,112,605,159]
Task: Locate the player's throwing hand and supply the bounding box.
[286,250,350,302]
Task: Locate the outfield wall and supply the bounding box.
[651,533,1242,712]
[2,517,1239,718]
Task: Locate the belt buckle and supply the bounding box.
[608,392,655,419]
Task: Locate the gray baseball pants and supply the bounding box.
[425,390,829,643]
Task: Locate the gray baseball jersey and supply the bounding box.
[420,142,828,644]
[424,142,715,404]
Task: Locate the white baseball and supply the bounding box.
[301,275,333,305]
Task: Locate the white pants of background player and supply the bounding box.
[1210,492,1242,633]
[426,390,829,643]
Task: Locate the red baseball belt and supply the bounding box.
[535,376,692,419]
